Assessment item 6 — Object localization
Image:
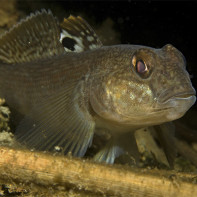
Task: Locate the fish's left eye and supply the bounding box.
[132,55,151,79]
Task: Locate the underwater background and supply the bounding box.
[0,1,197,196]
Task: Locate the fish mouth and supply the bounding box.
[158,90,196,104]
[153,90,196,112]
[164,93,195,103]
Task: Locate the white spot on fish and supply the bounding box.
[89,44,97,50]
[54,146,61,151]
[129,93,136,100]
[146,88,152,96]
[74,44,84,52]
[87,36,94,42]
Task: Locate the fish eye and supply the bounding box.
[136,60,147,74]
[132,55,150,78]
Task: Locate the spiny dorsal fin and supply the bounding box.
[0,9,65,64]
[60,15,103,52]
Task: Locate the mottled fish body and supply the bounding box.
[0,10,195,164]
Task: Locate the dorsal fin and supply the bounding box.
[60,15,103,52]
[0,9,65,64]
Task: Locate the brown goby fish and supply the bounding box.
[0,10,196,164]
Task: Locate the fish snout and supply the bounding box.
[153,84,196,121]
[157,83,196,104]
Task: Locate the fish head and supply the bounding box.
[150,44,196,121]
[90,44,196,127]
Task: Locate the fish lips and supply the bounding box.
[156,92,196,121]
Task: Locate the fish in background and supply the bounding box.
[0,10,196,166]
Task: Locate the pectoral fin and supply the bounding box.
[93,132,140,164]
[15,82,95,157]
